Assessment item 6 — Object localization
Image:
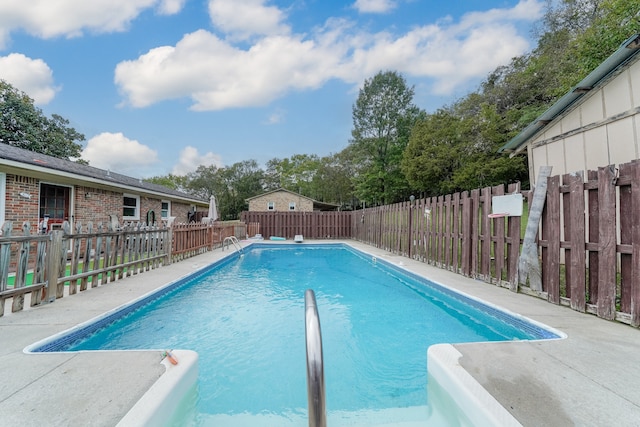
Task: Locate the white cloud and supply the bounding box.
[208,0,290,40]
[158,0,187,15]
[115,0,544,110]
[264,108,286,125]
[171,146,224,175]
[82,132,159,175]
[0,53,58,104]
[0,0,183,49]
[353,0,397,14]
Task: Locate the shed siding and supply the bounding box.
[584,127,609,170]
[603,69,632,115]
[581,91,605,125]
[565,133,585,175]
[527,56,640,185]
[631,60,640,104]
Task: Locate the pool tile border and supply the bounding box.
[342,244,563,341]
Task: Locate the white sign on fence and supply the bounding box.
[491,193,523,217]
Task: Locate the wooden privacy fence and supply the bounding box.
[171,221,247,261]
[0,220,245,317]
[241,211,352,239]
[540,161,640,327]
[352,159,640,327]
[351,182,523,286]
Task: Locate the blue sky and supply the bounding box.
[0,0,544,178]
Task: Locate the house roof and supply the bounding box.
[499,33,640,155]
[0,143,207,204]
[246,188,341,211]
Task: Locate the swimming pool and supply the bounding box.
[29,243,560,426]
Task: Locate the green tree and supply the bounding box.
[349,70,422,205]
[0,80,85,160]
[313,151,356,207]
[264,154,321,196]
[569,0,640,78]
[145,174,189,191]
[265,152,356,207]
[402,109,462,196]
[185,160,264,220]
[222,160,265,219]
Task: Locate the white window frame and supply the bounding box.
[123,193,140,220]
[0,173,5,228]
[267,201,275,211]
[161,200,171,218]
[289,202,296,211]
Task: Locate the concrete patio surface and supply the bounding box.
[1,240,639,426]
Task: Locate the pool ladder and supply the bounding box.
[222,236,244,255]
[305,289,326,427]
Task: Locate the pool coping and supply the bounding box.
[2,239,639,426]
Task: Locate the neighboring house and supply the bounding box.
[0,143,208,233]
[246,188,339,212]
[500,34,640,186]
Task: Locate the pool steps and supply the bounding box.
[222,236,244,255]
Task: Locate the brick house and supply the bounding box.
[246,188,339,212]
[0,143,208,233]
[499,34,640,185]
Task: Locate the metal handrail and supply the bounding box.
[222,236,243,254]
[305,289,326,427]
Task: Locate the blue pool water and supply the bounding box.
[43,244,556,424]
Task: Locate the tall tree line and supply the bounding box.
[3,0,638,217]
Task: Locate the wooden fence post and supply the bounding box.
[597,165,617,320]
[12,222,31,312]
[0,222,12,316]
[45,230,64,303]
[506,183,521,290]
[544,175,561,303]
[492,185,505,285]
[631,161,640,327]
[567,171,586,312]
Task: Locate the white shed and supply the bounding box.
[500,34,640,185]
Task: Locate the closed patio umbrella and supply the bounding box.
[207,195,219,222]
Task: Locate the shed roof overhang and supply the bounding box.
[499,33,640,156]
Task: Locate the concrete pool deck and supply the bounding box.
[1,240,639,426]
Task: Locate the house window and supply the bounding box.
[289,202,296,211]
[267,201,275,211]
[123,194,140,220]
[161,201,170,218]
[39,183,71,230]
